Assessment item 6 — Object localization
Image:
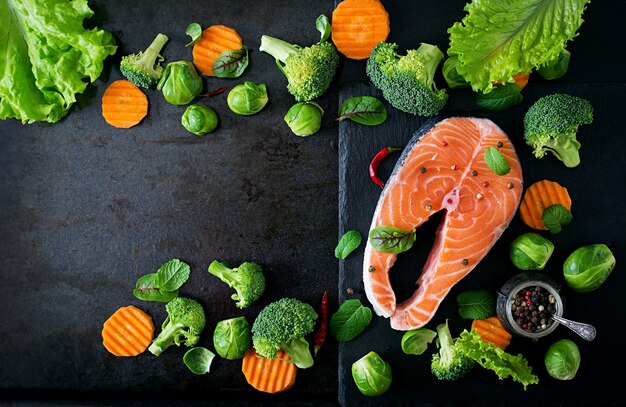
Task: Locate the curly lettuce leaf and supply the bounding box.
[447,0,590,93]
[0,0,116,123]
[457,329,539,389]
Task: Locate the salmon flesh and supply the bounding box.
[363,117,523,331]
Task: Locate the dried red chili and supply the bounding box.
[313,291,328,357]
[369,146,402,189]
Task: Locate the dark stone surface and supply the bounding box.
[0,0,338,404]
[337,1,626,405]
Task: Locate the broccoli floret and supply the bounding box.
[431,320,474,381]
[120,33,169,89]
[259,35,339,102]
[366,42,448,116]
[148,297,206,356]
[252,298,318,369]
[524,94,593,168]
[208,260,265,309]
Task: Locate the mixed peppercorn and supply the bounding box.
[511,286,557,333]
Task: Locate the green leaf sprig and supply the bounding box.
[213,46,249,78]
[133,259,190,302]
[337,96,387,126]
[456,289,496,320]
[475,83,523,112]
[330,299,373,341]
[542,204,573,234]
[335,230,362,259]
[369,226,416,254]
[185,23,202,47]
[484,146,511,175]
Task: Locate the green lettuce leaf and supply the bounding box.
[447,0,590,93]
[457,329,539,389]
[0,0,116,123]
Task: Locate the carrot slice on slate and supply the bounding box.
[472,317,512,350]
[519,180,572,230]
[101,80,148,128]
[242,348,297,394]
[192,25,243,76]
[102,305,154,357]
[332,0,390,60]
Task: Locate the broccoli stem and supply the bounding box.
[138,33,169,68]
[259,35,299,64]
[436,321,454,365]
[541,137,581,168]
[282,337,314,369]
[416,43,444,85]
[208,261,241,287]
[148,321,182,356]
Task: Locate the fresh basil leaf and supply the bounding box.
[475,83,523,112]
[330,299,373,342]
[484,146,511,176]
[537,49,570,80]
[316,14,331,43]
[183,347,215,375]
[401,328,437,356]
[133,273,179,302]
[457,289,496,320]
[335,230,362,259]
[369,226,416,254]
[155,259,191,292]
[337,96,387,126]
[212,46,249,78]
[185,23,202,47]
[542,204,573,234]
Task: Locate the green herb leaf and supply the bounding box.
[212,46,249,78]
[401,328,437,356]
[155,259,191,292]
[369,226,416,254]
[484,146,511,176]
[457,289,496,320]
[475,83,523,112]
[185,23,202,47]
[542,204,573,234]
[316,14,331,43]
[335,230,363,259]
[183,347,215,375]
[133,273,179,302]
[330,299,373,342]
[337,96,387,126]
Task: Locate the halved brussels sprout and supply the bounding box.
[509,233,554,270]
[213,316,251,360]
[284,102,323,136]
[563,244,616,292]
[181,104,218,136]
[544,339,580,380]
[227,81,268,115]
[351,351,392,397]
[157,61,203,105]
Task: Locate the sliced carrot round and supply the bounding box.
[192,25,243,76]
[472,317,512,350]
[519,180,572,230]
[242,348,297,394]
[332,0,390,60]
[101,80,148,128]
[102,305,154,357]
[512,73,530,89]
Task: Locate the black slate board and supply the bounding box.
[0,0,338,404]
[337,1,626,405]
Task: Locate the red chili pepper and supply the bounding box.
[369,147,402,189]
[313,291,328,357]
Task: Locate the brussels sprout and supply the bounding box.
[183,347,215,375]
[351,351,392,397]
[181,104,218,136]
[509,233,554,270]
[544,339,580,380]
[563,244,616,292]
[284,102,323,136]
[213,316,251,360]
[227,81,269,115]
[157,61,203,105]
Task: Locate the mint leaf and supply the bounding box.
[185,23,202,47]
[457,289,496,320]
[335,230,362,259]
[542,204,572,234]
[484,146,511,175]
[401,328,437,355]
[155,259,191,292]
[212,46,249,78]
[337,96,387,126]
[316,14,331,43]
[369,226,416,254]
[330,299,372,342]
[133,273,179,302]
[475,83,523,112]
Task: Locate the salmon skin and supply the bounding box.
[363,117,523,331]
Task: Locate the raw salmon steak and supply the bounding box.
[363,117,523,330]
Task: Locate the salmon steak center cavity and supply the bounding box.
[363,117,523,331]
